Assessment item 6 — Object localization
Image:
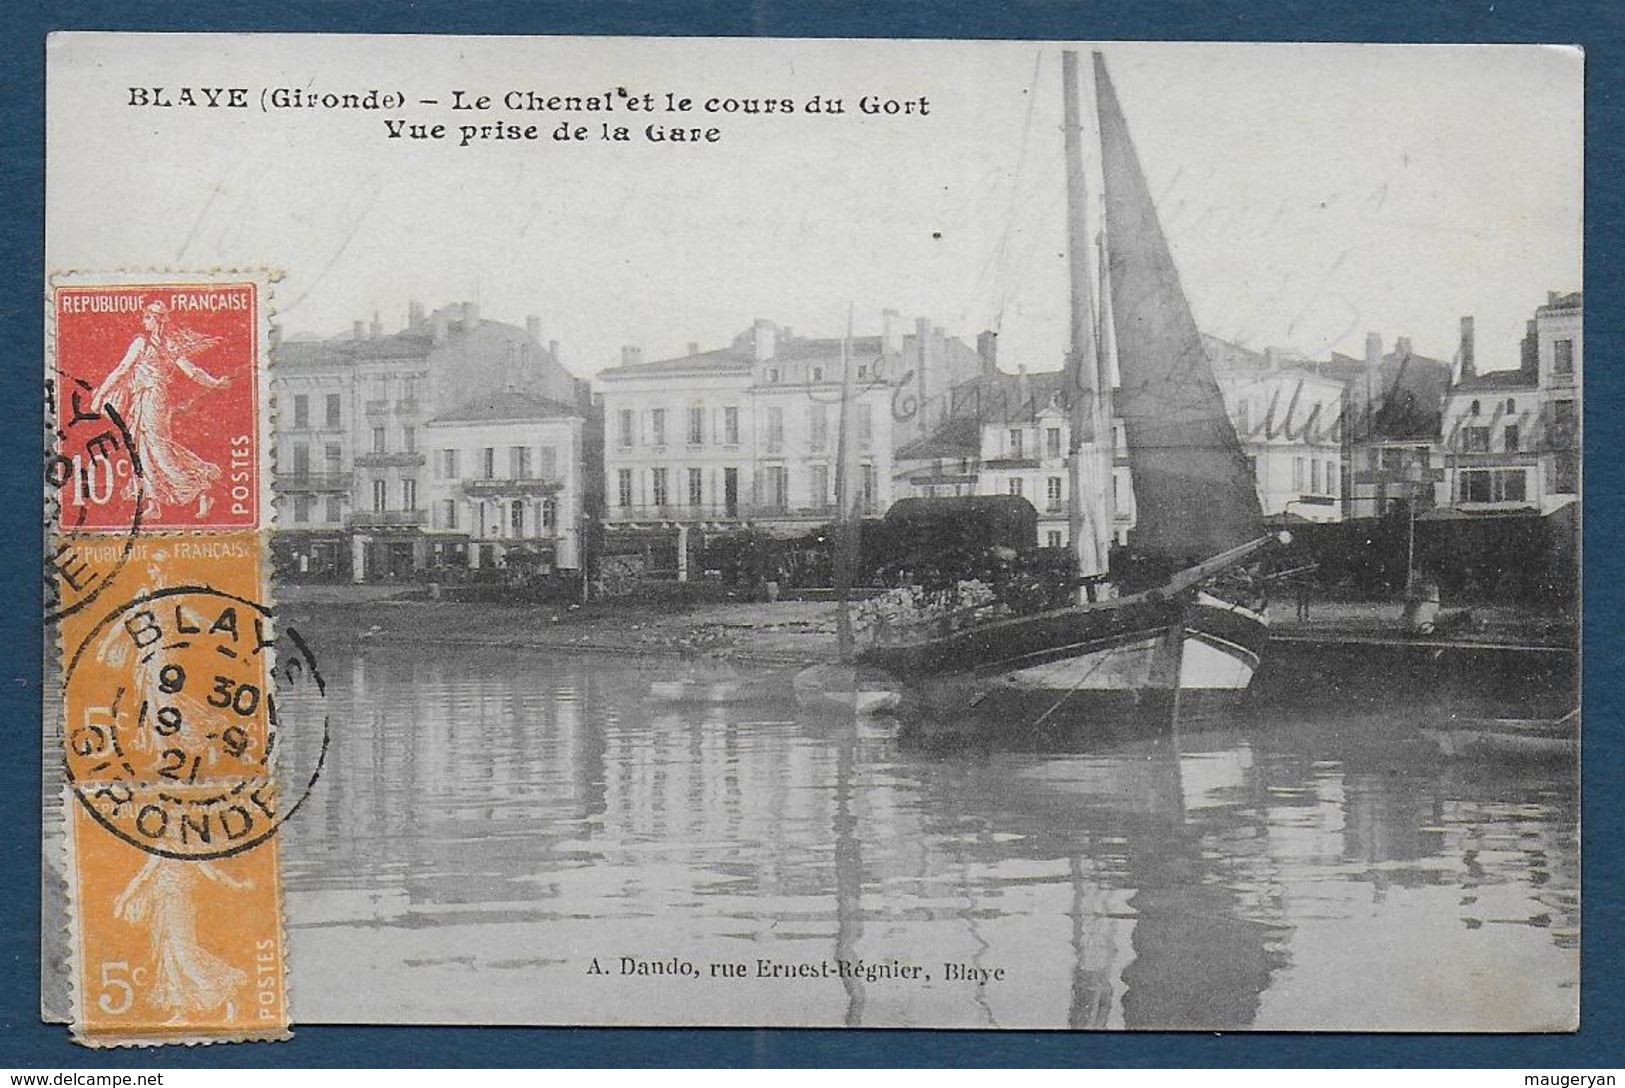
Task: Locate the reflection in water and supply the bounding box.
[278,646,1578,1030]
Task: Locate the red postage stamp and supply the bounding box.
[53,280,263,533]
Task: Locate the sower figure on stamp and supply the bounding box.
[93,300,230,520]
[113,855,253,1022]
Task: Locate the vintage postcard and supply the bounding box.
[44,34,1581,1034]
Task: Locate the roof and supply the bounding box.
[1537,291,1582,316]
[431,391,582,424]
[896,416,981,461]
[594,346,753,380]
[1449,368,1538,393]
[943,369,1071,425]
[274,330,436,368]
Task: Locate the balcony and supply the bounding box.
[606,502,847,523]
[395,399,420,416]
[354,451,426,468]
[365,399,389,416]
[346,510,428,529]
[275,472,354,493]
[461,477,563,498]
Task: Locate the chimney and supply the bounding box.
[352,320,365,341]
[431,308,449,346]
[882,309,902,355]
[915,317,934,431]
[463,301,480,330]
[751,319,776,363]
[687,341,700,356]
[1396,336,1412,358]
[1521,319,1539,375]
[1458,317,1476,385]
[976,330,998,373]
[621,345,643,368]
[408,299,426,331]
[526,315,542,342]
[269,323,282,348]
[548,339,560,364]
[1264,346,1280,370]
[370,310,382,339]
[1548,290,1560,306]
[1017,363,1031,409]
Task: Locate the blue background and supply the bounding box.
[4,0,1620,1068]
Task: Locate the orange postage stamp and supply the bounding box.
[47,272,312,1047]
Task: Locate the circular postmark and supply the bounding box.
[61,585,329,861]
[44,365,148,625]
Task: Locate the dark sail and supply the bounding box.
[1094,53,1264,567]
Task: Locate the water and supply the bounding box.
[278,645,1578,1030]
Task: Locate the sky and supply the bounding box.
[47,35,1582,379]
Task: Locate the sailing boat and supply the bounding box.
[857,51,1286,724]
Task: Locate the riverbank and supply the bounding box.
[275,584,1576,666]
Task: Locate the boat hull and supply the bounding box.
[868,595,1269,728]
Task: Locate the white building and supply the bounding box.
[595,318,983,579]
[424,392,587,573]
[1440,292,1580,515]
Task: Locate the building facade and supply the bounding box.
[1440,292,1581,516]
[271,301,588,581]
[595,317,985,579]
[424,394,586,574]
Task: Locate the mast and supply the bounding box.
[1062,50,1107,597]
[1096,229,1117,566]
[833,304,858,660]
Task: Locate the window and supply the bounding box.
[617,468,633,509]
[291,444,310,476]
[1046,427,1062,459]
[651,467,669,507]
[1047,530,1063,548]
[1008,477,1024,498]
[812,366,824,383]
[857,365,868,381]
[325,495,342,524]
[402,478,417,510]
[724,406,740,446]
[1554,339,1575,377]
[510,446,531,479]
[766,368,780,384]
[688,406,704,446]
[687,467,704,507]
[293,394,309,429]
[372,479,387,512]
[1311,460,1322,494]
[860,464,876,512]
[1504,424,1520,453]
[1470,399,1481,416]
[810,464,829,510]
[371,426,386,453]
[1554,455,1578,495]
[442,449,460,479]
[809,404,829,451]
[481,447,495,479]
[539,446,557,478]
[542,497,557,530]
[403,426,417,453]
[510,501,525,536]
[1550,400,1578,449]
[765,466,787,511]
[403,377,419,403]
[1506,398,1517,414]
[325,393,342,428]
[1046,476,1063,512]
[856,404,873,449]
[767,407,784,452]
[651,408,667,448]
[442,499,458,530]
[1463,426,1490,453]
[1292,457,1305,492]
[1460,468,1528,503]
[1383,447,1405,472]
[1009,429,1024,459]
[293,495,312,523]
[618,408,635,449]
[325,443,342,471]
